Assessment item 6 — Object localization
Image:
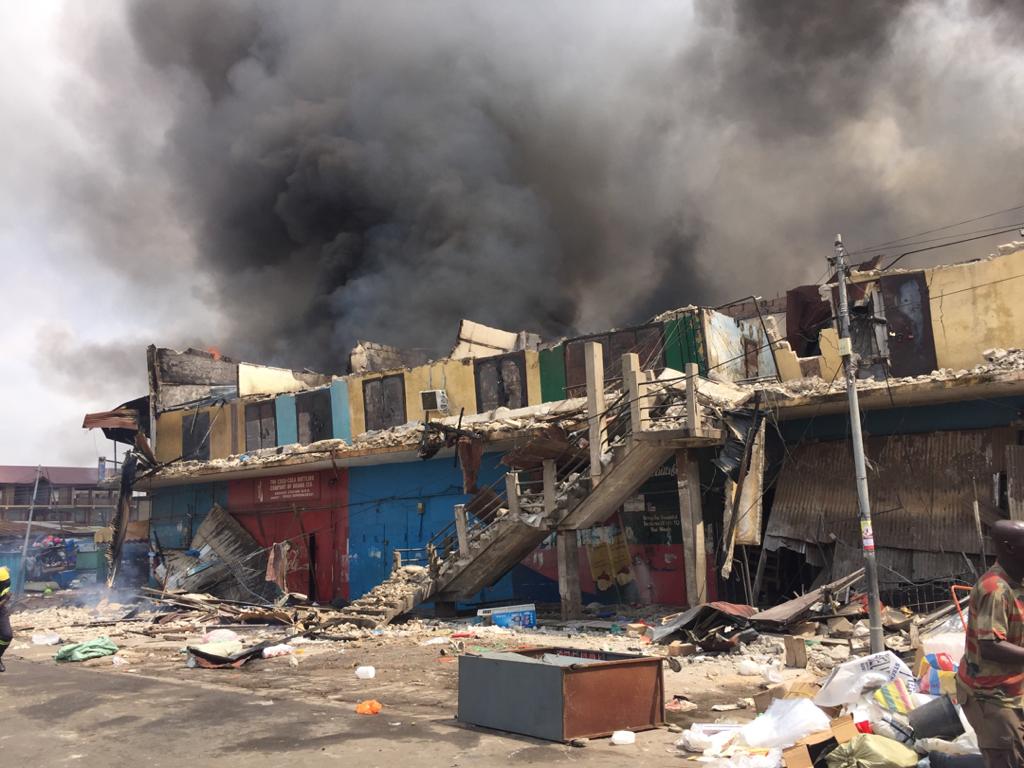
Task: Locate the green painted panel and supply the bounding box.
[663,315,708,376]
[539,346,567,402]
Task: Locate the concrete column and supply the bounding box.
[454,504,469,559]
[505,472,521,518]
[676,449,707,606]
[585,341,606,486]
[542,459,557,523]
[557,529,583,620]
[623,353,643,440]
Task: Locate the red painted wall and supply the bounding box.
[227,468,349,602]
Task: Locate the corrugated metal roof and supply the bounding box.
[767,429,1009,554]
[0,466,99,486]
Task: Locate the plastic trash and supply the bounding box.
[815,651,917,707]
[54,636,119,663]
[676,728,713,753]
[31,632,61,646]
[419,637,449,646]
[740,697,831,748]
[355,665,376,679]
[262,644,295,658]
[824,733,919,767]
[610,730,635,745]
[737,658,764,676]
[907,696,965,741]
[355,699,383,715]
[111,654,130,667]
[202,628,241,644]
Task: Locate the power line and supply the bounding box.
[847,202,1024,255]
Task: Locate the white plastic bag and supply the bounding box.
[202,628,241,644]
[355,665,376,679]
[740,698,831,748]
[610,730,635,745]
[32,632,61,645]
[815,651,917,707]
[261,643,294,658]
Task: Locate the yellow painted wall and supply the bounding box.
[925,249,1024,370]
[154,402,235,462]
[155,410,183,463]
[819,327,843,383]
[524,350,542,407]
[347,358,477,436]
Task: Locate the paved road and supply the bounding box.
[0,659,676,767]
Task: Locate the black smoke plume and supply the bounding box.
[55,0,1024,373]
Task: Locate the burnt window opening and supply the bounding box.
[297,388,333,445]
[564,326,665,397]
[245,402,277,452]
[475,352,527,412]
[363,374,407,431]
[182,410,211,461]
[742,337,759,379]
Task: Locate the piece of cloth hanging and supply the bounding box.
[265,542,289,593]
[457,436,484,494]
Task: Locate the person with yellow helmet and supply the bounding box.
[0,565,12,672]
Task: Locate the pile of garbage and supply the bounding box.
[677,648,978,766]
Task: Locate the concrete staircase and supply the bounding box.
[356,353,727,625]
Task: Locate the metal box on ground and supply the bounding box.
[457,647,665,742]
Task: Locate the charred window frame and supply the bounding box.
[363,374,407,431]
[244,401,277,451]
[182,410,211,461]
[564,325,665,397]
[475,352,528,412]
[296,388,333,445]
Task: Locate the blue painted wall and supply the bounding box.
[347,452,516,604]
[779,396,1024,443]
[150,482,229,549]
[331,380,351,442]
[275,394,298,445]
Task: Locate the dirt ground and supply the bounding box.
[3,593,810,763]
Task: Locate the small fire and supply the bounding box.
[206,346,221,360]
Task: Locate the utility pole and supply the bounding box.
[18,465,43,594]
[830,235,885,654]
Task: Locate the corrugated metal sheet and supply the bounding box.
[1006,445,1024,522]
[767,429,1009,554]
[831,545,979,585]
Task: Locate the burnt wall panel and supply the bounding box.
[880,273,938,377]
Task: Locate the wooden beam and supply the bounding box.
[454,504,469,560]
[506,472,521,518]
[624,353,644,440]
[685,362,701,436]
[585,341,606,486]
[557,529,583,620]
[676,449,706,606]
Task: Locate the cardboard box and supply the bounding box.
[785,635,808,668]
[667,641,697,657]
[477,604,537,629]
[782,716,857,768]
[753,680,821,714]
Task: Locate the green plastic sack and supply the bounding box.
[54,636,118,663]
[825,734,919,768]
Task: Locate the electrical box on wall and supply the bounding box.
[420,389,449,414]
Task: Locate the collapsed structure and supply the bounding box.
[83,243,1024,621]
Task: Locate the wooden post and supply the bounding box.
[506,472,521,518]
[454,504,469,559]
[392,549,402,572]
[624,353,644,440]
[557,529,583,620]
[676,449,707,606]
[685,362,701,436]
[585,341,607,486]
[543,459,557,523]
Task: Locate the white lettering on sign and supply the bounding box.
[256,473,320,503]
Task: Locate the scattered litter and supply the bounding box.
[355,665,376,679]
[355,699,383,715]
[32,632,61,646]
[55,637,119,663]
[610,730,635,746]
[419,637,449,646]
[262,644,295,658]
[111,654,130,667]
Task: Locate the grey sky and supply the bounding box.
[2,1,1023,468]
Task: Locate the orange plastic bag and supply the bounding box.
[355,699,383,715]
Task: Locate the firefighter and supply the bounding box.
[0,565,11,672]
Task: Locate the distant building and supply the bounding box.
[0,465,121,526]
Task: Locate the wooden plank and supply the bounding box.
[685,362,701,435]
[676,449,706,607]
[623,353,644,440]
[454,504,469,559]
[585,341,607,486]
[543,460,556,522]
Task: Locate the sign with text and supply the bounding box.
[255,473,321,504]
